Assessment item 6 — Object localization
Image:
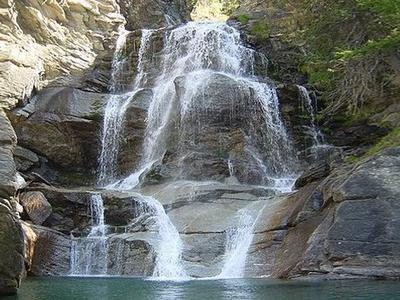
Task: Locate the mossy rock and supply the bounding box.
[250,19,270,39]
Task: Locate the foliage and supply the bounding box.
[299,0,400,115]
[364,127,400,157]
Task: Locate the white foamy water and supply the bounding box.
[115,22,296,190]
[132,193,187,280]
[217,201,266,279]
[297,85,325,147]
[70,194,108,275]
[98,29,153,185]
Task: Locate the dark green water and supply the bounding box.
[5,277,400,300]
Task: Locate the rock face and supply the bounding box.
[8,87,107,184]
[0,110,18,198]
[0,201,24,295]
[20,191,52,225]
[23,222,72,276]
[0,0,124,109]
[258,147,400,279]
[119,0,190,30]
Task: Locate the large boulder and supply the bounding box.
[270,147,400,279]
[0,202,24,295]
[22,222,71,276]
[20,191,52,225]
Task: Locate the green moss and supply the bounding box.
[250,20,270,39]
[364,127,400,157]
[346,127,400,164]
[236,14,250,24]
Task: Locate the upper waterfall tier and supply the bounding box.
[101,22,299,190]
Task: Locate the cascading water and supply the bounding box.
[99,29,154,185]
[217,202,266,279]
[132,193,187,279]
[70,194,108,275]
[297,85,325,147]
[89,21,300,280]
[114,22,297,190]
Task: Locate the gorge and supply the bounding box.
[0,0,399,298]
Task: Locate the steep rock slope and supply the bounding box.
[0,0,125,294]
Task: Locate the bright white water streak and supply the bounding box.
[132,193,187,280]
[297,85,325,147]
[217,201,267,279]
[98,29,153,185]
[70,194,108,275]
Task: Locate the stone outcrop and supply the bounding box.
[20,191,52,225]
[0,0,125,109]
[119,0,190,30]
[8,87,107,184]
[0,201,24,295]
[22,222,71,276]
[0,110,19,198]
[246,147,400,279]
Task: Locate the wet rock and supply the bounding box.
[116,89,152,177]
[181,233,225,277]
[29,185,94,234]
[295,161,331,189]
[106,232,156,276]
[20,191,52,225]
[0,203,24,295]
[22,222,71,276]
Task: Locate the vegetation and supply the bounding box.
[236,14,250,25]
[250,19,270,39]
[299,0,400,115]
[346,127,400,163]
[191,0,239,20]
[364,127,400,157]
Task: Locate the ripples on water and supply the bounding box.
[5,278,400,300]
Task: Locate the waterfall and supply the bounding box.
[88,21,300,280]
[217,201,266,279]
[132,193,187,279]
[297,85,325,147]
[114,22,296,190]
[70,194,108,275]
[98,29,153,185]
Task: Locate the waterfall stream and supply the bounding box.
[217,201,266,279]
[70,194,108,275]
[297,85,325,147]
[75,21,303,280]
